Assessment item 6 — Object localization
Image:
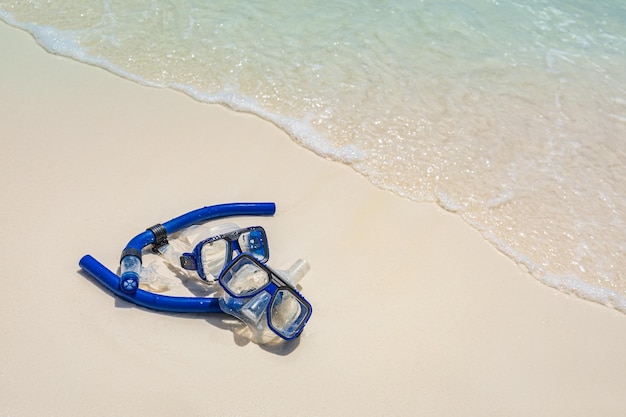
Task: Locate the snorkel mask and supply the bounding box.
[218,254,312,343]
[79,202,313,344]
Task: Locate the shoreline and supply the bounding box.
[2,21,626,416]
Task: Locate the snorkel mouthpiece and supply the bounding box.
[241,291,272,323]
[277,259,310,287]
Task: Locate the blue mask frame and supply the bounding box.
[179,226,270,281]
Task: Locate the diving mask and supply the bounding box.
[218,254,312,342]
[179,225,269,282]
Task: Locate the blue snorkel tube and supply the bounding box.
[79,202,276,313]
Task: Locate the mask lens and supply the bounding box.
[221,256,270,297]
[238,229,268,261]
[269,289,310,339]
[200,239,229,277]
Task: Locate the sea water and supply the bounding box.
[1,0,625,311]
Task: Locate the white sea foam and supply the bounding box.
[1,0,625,313]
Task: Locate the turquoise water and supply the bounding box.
[2,0,625,311]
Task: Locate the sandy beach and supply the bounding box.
[2,21,626,416]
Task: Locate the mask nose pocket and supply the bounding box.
[241,291,271,324]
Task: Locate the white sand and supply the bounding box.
[2,22,626,416]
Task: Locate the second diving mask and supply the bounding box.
[218,254,312,343]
